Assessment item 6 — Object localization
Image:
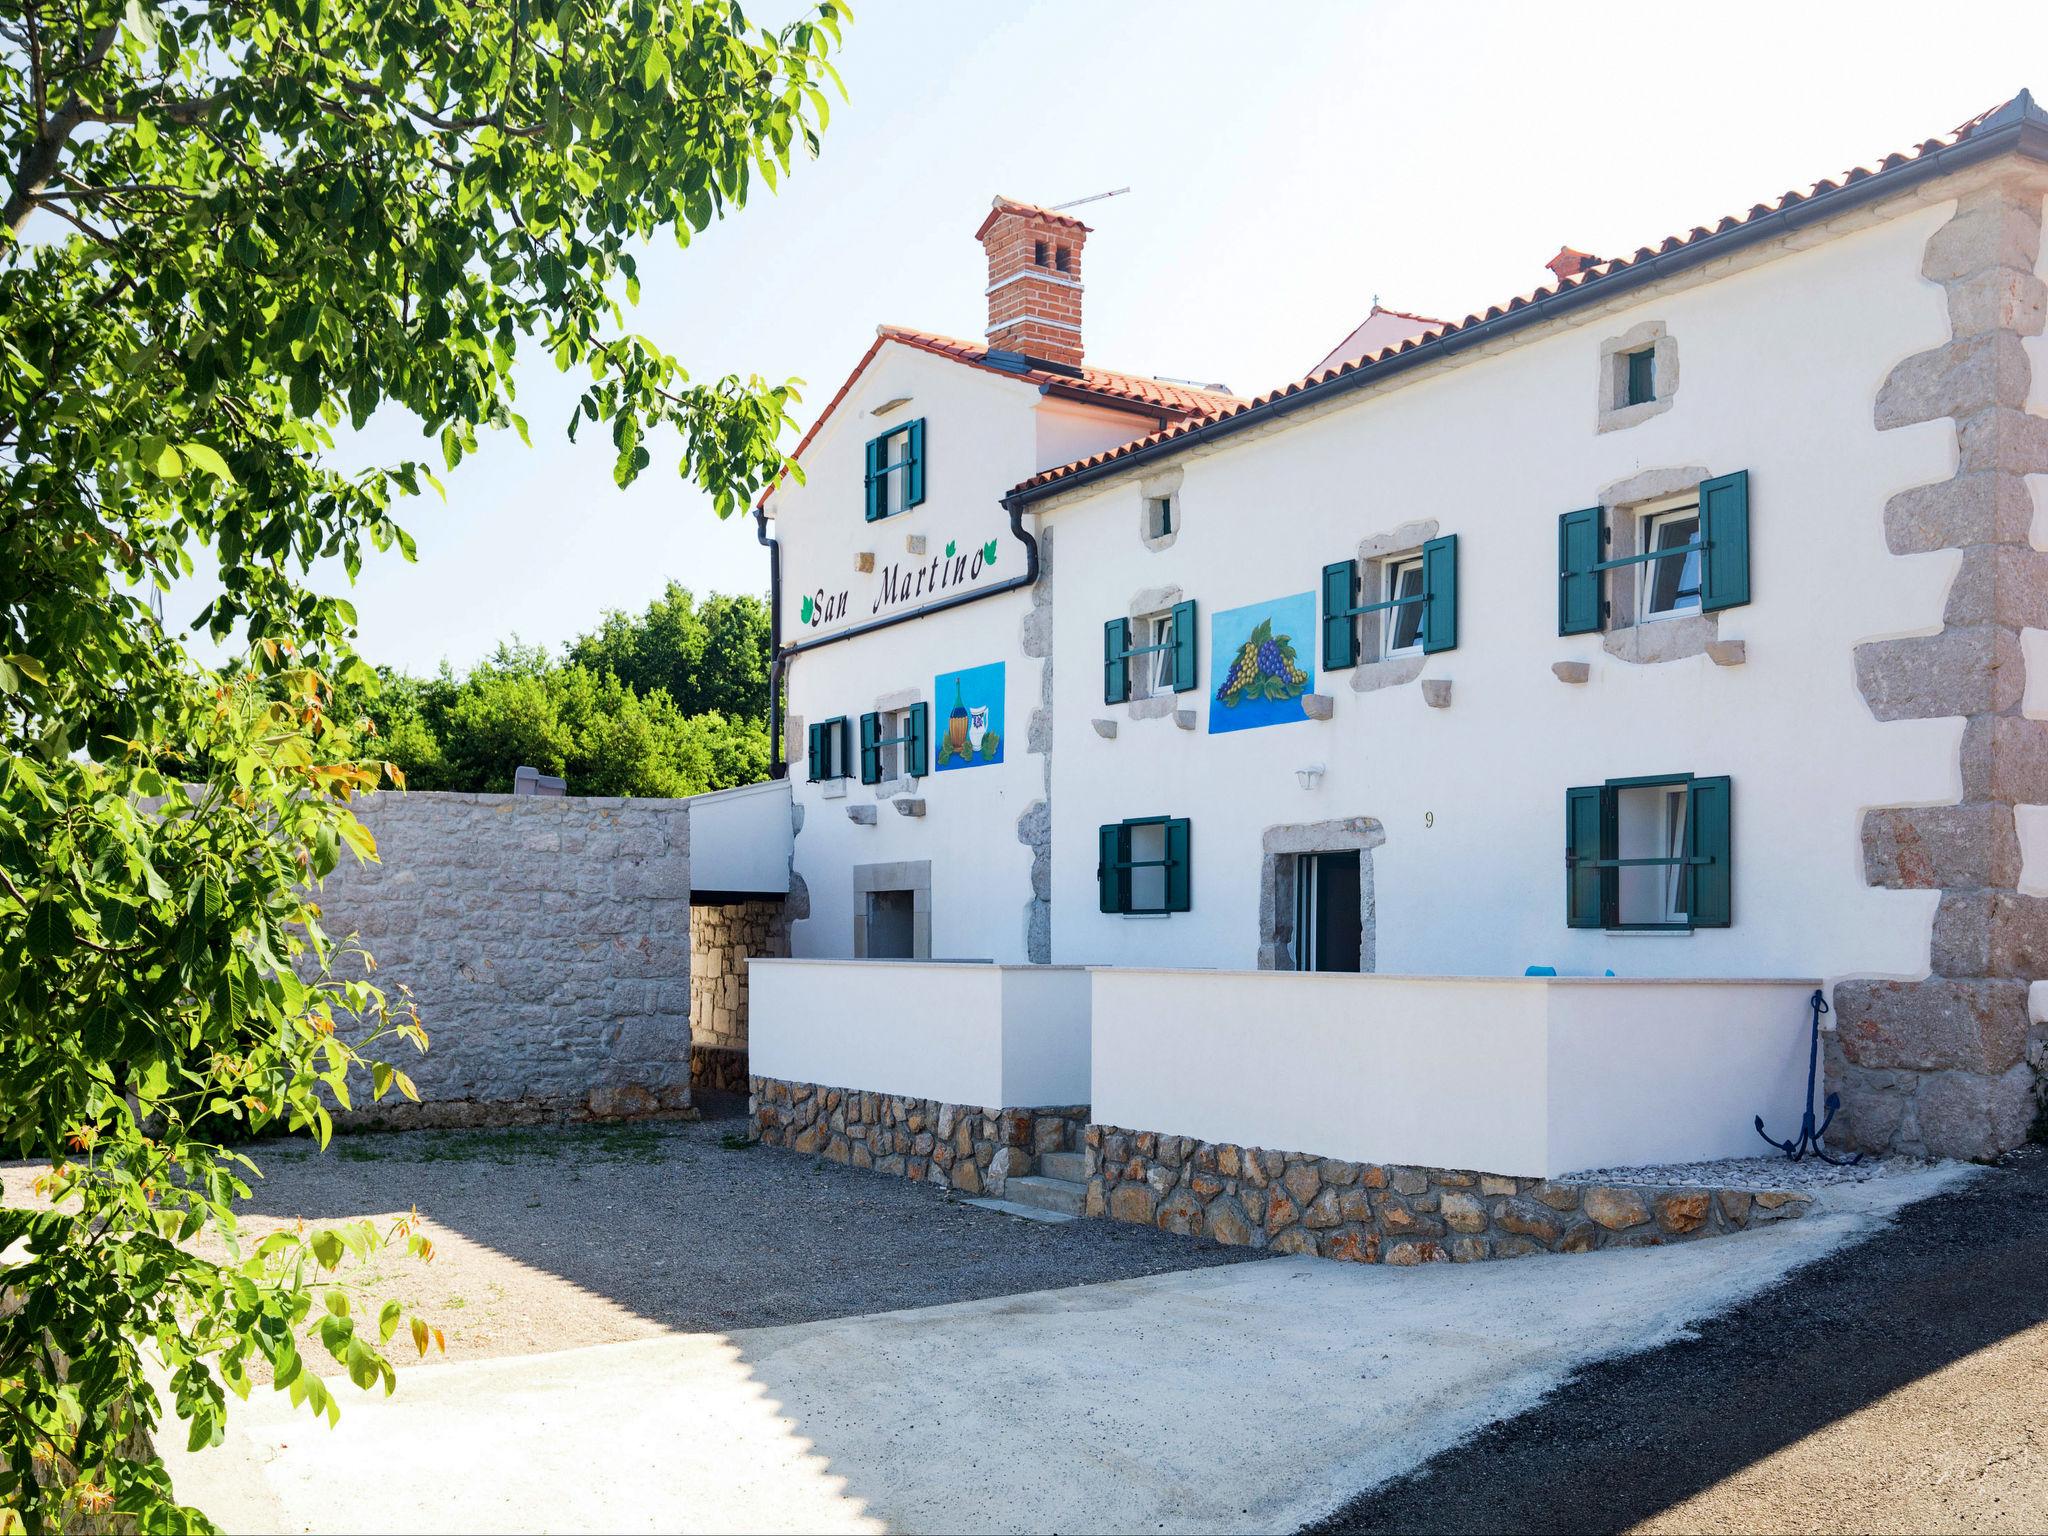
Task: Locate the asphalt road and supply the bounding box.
[1309,1146,2048,1535]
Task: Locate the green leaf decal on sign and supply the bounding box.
[982,539,998,566]
[799,594,815,625]
[945,540,957,559]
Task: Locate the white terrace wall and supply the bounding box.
[317,791,694,1125]
[749,958,1092,1108]
[1090,970,1818,1178]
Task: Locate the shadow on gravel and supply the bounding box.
[242,1095,1264,1337]
[1307,1147,2048,1535]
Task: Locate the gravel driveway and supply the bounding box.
[1309,1145,2048,1535]
[106,1097,1263,1370]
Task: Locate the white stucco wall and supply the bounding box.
[1045,199,1962,982]
[768,340,1157,963]
[686,777,790,895]
[1090,970,1817,1177]
[749,958,1091,1106]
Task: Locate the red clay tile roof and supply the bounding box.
[1008,88,2048,504]
[754,326,1244,510]
[974,195,1093,241]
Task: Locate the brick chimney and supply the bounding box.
[975,196,1089,368]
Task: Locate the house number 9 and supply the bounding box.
[1424,811,1435,828]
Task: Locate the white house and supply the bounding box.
[748,92,2048,1243]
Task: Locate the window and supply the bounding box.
[1293,851,1362,971]
[1565,774,1732,930]
[1320,536,1458,669]
[1148,495,1174,540]
[805,717,853,782]
[1103,601,1197,704]
[1033,239,1049,267]
[1625,347,1656,406]
[1097,816,1192,915]
[859,703,928,785]
[864,419,926,521]
[1557,471,1750,637]
[1383,556,1426,655]
[1055,245,1071,273]
[1641,506,1703,619]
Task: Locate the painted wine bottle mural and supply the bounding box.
[933,662,1004,769]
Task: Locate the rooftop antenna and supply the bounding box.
[1049,186,1130,213]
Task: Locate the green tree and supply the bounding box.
[0,0,845,1524]
[567,582,770,721]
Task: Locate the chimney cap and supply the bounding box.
[975,194,1092,243]
[1545,245,1603,283]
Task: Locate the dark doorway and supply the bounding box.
[865,889,916,959]
[1294,851,1362,972]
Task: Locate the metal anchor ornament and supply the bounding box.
[1755,988,1860,1165]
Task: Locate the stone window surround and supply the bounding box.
[852,860,932,959]
[1120,583,1191,722]
[1257,817,1386,971]
[1595,465,1721,665]
[1138,465,1184,552]
[1597,319,1680,433]
[868,685,924,800]
[1347,519,1439,696]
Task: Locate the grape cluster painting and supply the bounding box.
[1208,592,1318,734]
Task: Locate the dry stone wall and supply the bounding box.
[689,898,788,1093]
[751,1075,1087,1197]
[1839,169,2048,1159]
[318,791,693,1126]
[1085,1125,1811,1264]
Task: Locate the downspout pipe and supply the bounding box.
[756,497,1042,780]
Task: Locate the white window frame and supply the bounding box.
[1638,500,1704,623]
[1615,780,1691,928]
[874,423,917,518]
[1133,610,1176,699]
[875,706,912,782]
[1381,554,1426,656]
[1127,820,1169,916]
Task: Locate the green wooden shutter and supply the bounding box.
[1321,559,1358,670]
[863,436,884,522]
[1097,823,1124,913]
[1103,618,1131,704]
[859,712,881,785]
[1565,784,1607,928]
[806,723,823,783]
[1684,776,1733,927]
[906,702,929,778]
[1164,818,1192,913]
[905,419,926,508]
[1698,470,1750,612]
[1421,534,1458,654]
[1169,600,1198,693]
[1558,506,1605,636]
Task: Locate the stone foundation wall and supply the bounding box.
[750,1075,1087,1197]
[688,898,787,1094]
[319,791,693,1127]
[1837,171,2048,1159]
[1085,1125,1811,1264]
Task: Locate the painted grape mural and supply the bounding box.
[1208,592,1319,734]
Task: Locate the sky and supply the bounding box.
[203,0,2048,676]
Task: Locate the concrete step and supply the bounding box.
[1038,1150,1087,1183]
[1002,1175,1087,1217]
[963,1196,1075,1225]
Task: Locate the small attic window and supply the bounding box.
[1034,240,1049,267]
[1625,348,1656,406]
[1148,495,1174,540]
[1055,245,1072,273]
